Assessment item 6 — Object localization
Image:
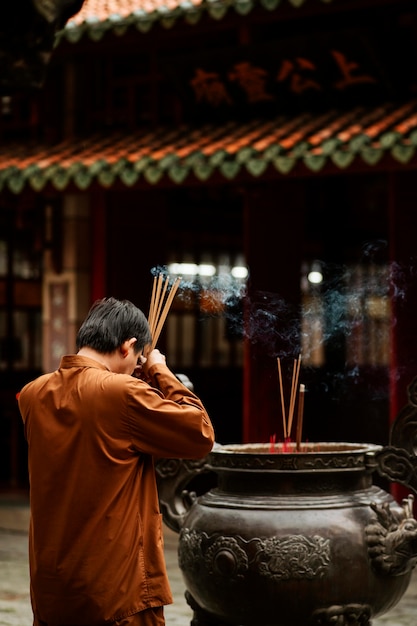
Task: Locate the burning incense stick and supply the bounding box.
[151,277,180,349]
[277,355,302,442]
[287,355,301,439]
[150,276,169,336]
[277,358,287,439]
[296,383,305,451]
[148,273,163,335]
[148,273,181,351]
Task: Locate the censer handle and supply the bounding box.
[365,495,417,576]
[375,375,417,496]
[155,453,216,533]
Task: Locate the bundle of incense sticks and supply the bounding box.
[277,355,305,446]
[148,273,181,351]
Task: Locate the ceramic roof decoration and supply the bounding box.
[61,0,337,40]
[1,100,416,194]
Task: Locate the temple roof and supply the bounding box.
[61,0,338,41]
[1,100,416,193]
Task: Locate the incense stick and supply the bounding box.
[148,273,163,334]
[287,355,301,439]
[296,383,305,451]
[151,275,169,335]
[148,274,181,351]
[148,274,158,329]
[277,355,302,442]
[150,276,180,350]
[277,357,287,439]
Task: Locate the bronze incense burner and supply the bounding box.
[156,376,417,626]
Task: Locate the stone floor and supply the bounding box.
[0,495,416,626]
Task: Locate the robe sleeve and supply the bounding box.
[125,363,215,459]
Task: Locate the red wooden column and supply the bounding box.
[388,171,417,502]
[242,181,305,444]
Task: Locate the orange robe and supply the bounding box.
[18,355,215,625]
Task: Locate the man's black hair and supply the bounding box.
[76,297,151,354]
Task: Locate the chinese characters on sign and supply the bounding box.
[190,50,378,108]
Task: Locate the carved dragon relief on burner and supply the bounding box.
[178,528,331,581]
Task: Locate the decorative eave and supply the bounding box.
[60,0,337,42]
[1,101,417,194]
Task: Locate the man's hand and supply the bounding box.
[133,348,166,380]
[143,349,166,372]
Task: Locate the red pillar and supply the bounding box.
[388,171,417,502]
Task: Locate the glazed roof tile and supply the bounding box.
[62,0,336,41]
[1,101,417,194]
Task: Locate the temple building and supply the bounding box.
[0,0,416,495]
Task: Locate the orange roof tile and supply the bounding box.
[61,0,337,40]
[1,101,417,193]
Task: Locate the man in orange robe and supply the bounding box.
[18,297,215,626]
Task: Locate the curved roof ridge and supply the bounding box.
[60,0,337,41]
[1,101,416,193]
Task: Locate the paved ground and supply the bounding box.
[0,496,416,626]
[0,495,194,626]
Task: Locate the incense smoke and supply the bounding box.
[151,253,416,371]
